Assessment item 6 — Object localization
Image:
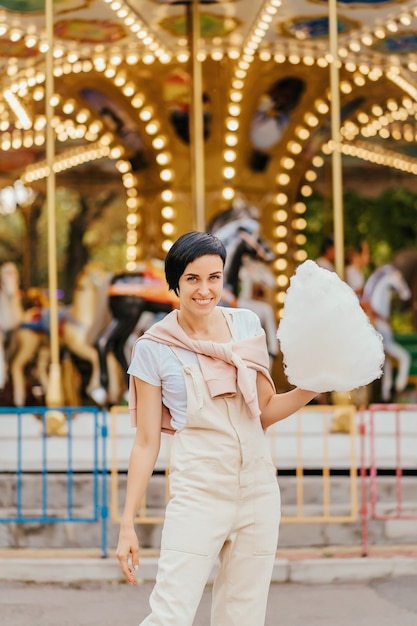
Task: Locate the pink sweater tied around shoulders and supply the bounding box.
[129,309,275,431]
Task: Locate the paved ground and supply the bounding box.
[2,576,417,626]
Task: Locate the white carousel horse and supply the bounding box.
[0,262,24,390]
[362,264,411,401]
[62,263,123,406]
[206,195,260,235]
[209,209,278,365]
[10,264,123,407]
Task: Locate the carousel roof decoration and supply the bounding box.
[1,0,417,300]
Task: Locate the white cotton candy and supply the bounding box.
[276,260,385,393]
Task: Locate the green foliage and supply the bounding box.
[303,192,331,260]
[0,211,25,269]
[304,187,417,266]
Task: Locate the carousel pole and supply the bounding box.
[329,0,354,424]
[45,0,63,406]
[188,0,206,231]
[328,0,345,279]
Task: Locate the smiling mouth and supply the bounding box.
[194,298,212,305]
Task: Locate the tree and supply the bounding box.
[304,187,417,267]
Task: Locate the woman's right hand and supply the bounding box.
[116,378,162,584]
[116,524,140,585]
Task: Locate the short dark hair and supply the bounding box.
[165,231,227,295]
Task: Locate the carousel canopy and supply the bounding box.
[1,0,417,251]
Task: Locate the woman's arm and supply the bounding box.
[116,376,162,584]
[257,372,317,429]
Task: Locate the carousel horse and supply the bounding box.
[93,260,179,405]
[9,264,122,407]
[206,195,260,235]
[9,289,69,407]
[61,263,123,406]
[0,262,24,391]
[362,264,411,402]
[209,210,279,363]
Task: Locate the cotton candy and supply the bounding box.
[276,260,385,393]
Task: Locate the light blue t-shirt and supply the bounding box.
[128,307,264,430]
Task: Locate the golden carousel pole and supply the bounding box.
[188,0,206,231]
[45,0,63,410]
[328,0,345,279]
[329,0,353,429]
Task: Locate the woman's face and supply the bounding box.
[177,254,224,315]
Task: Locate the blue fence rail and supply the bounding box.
[0,406,108,557]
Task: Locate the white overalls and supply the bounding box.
[139,348,281,625]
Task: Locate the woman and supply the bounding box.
[116,231,316,625]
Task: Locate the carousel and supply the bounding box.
[1,0,417,409]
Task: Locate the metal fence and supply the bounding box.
[110,404,359,528]
[360,403,417,555]
[2,402,416,558]
[0,406,109,557]
[271,404,358,524]
[110,405,170,526]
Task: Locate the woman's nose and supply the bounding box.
[198,281,210,294]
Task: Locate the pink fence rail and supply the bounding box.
[360,403,417,555]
